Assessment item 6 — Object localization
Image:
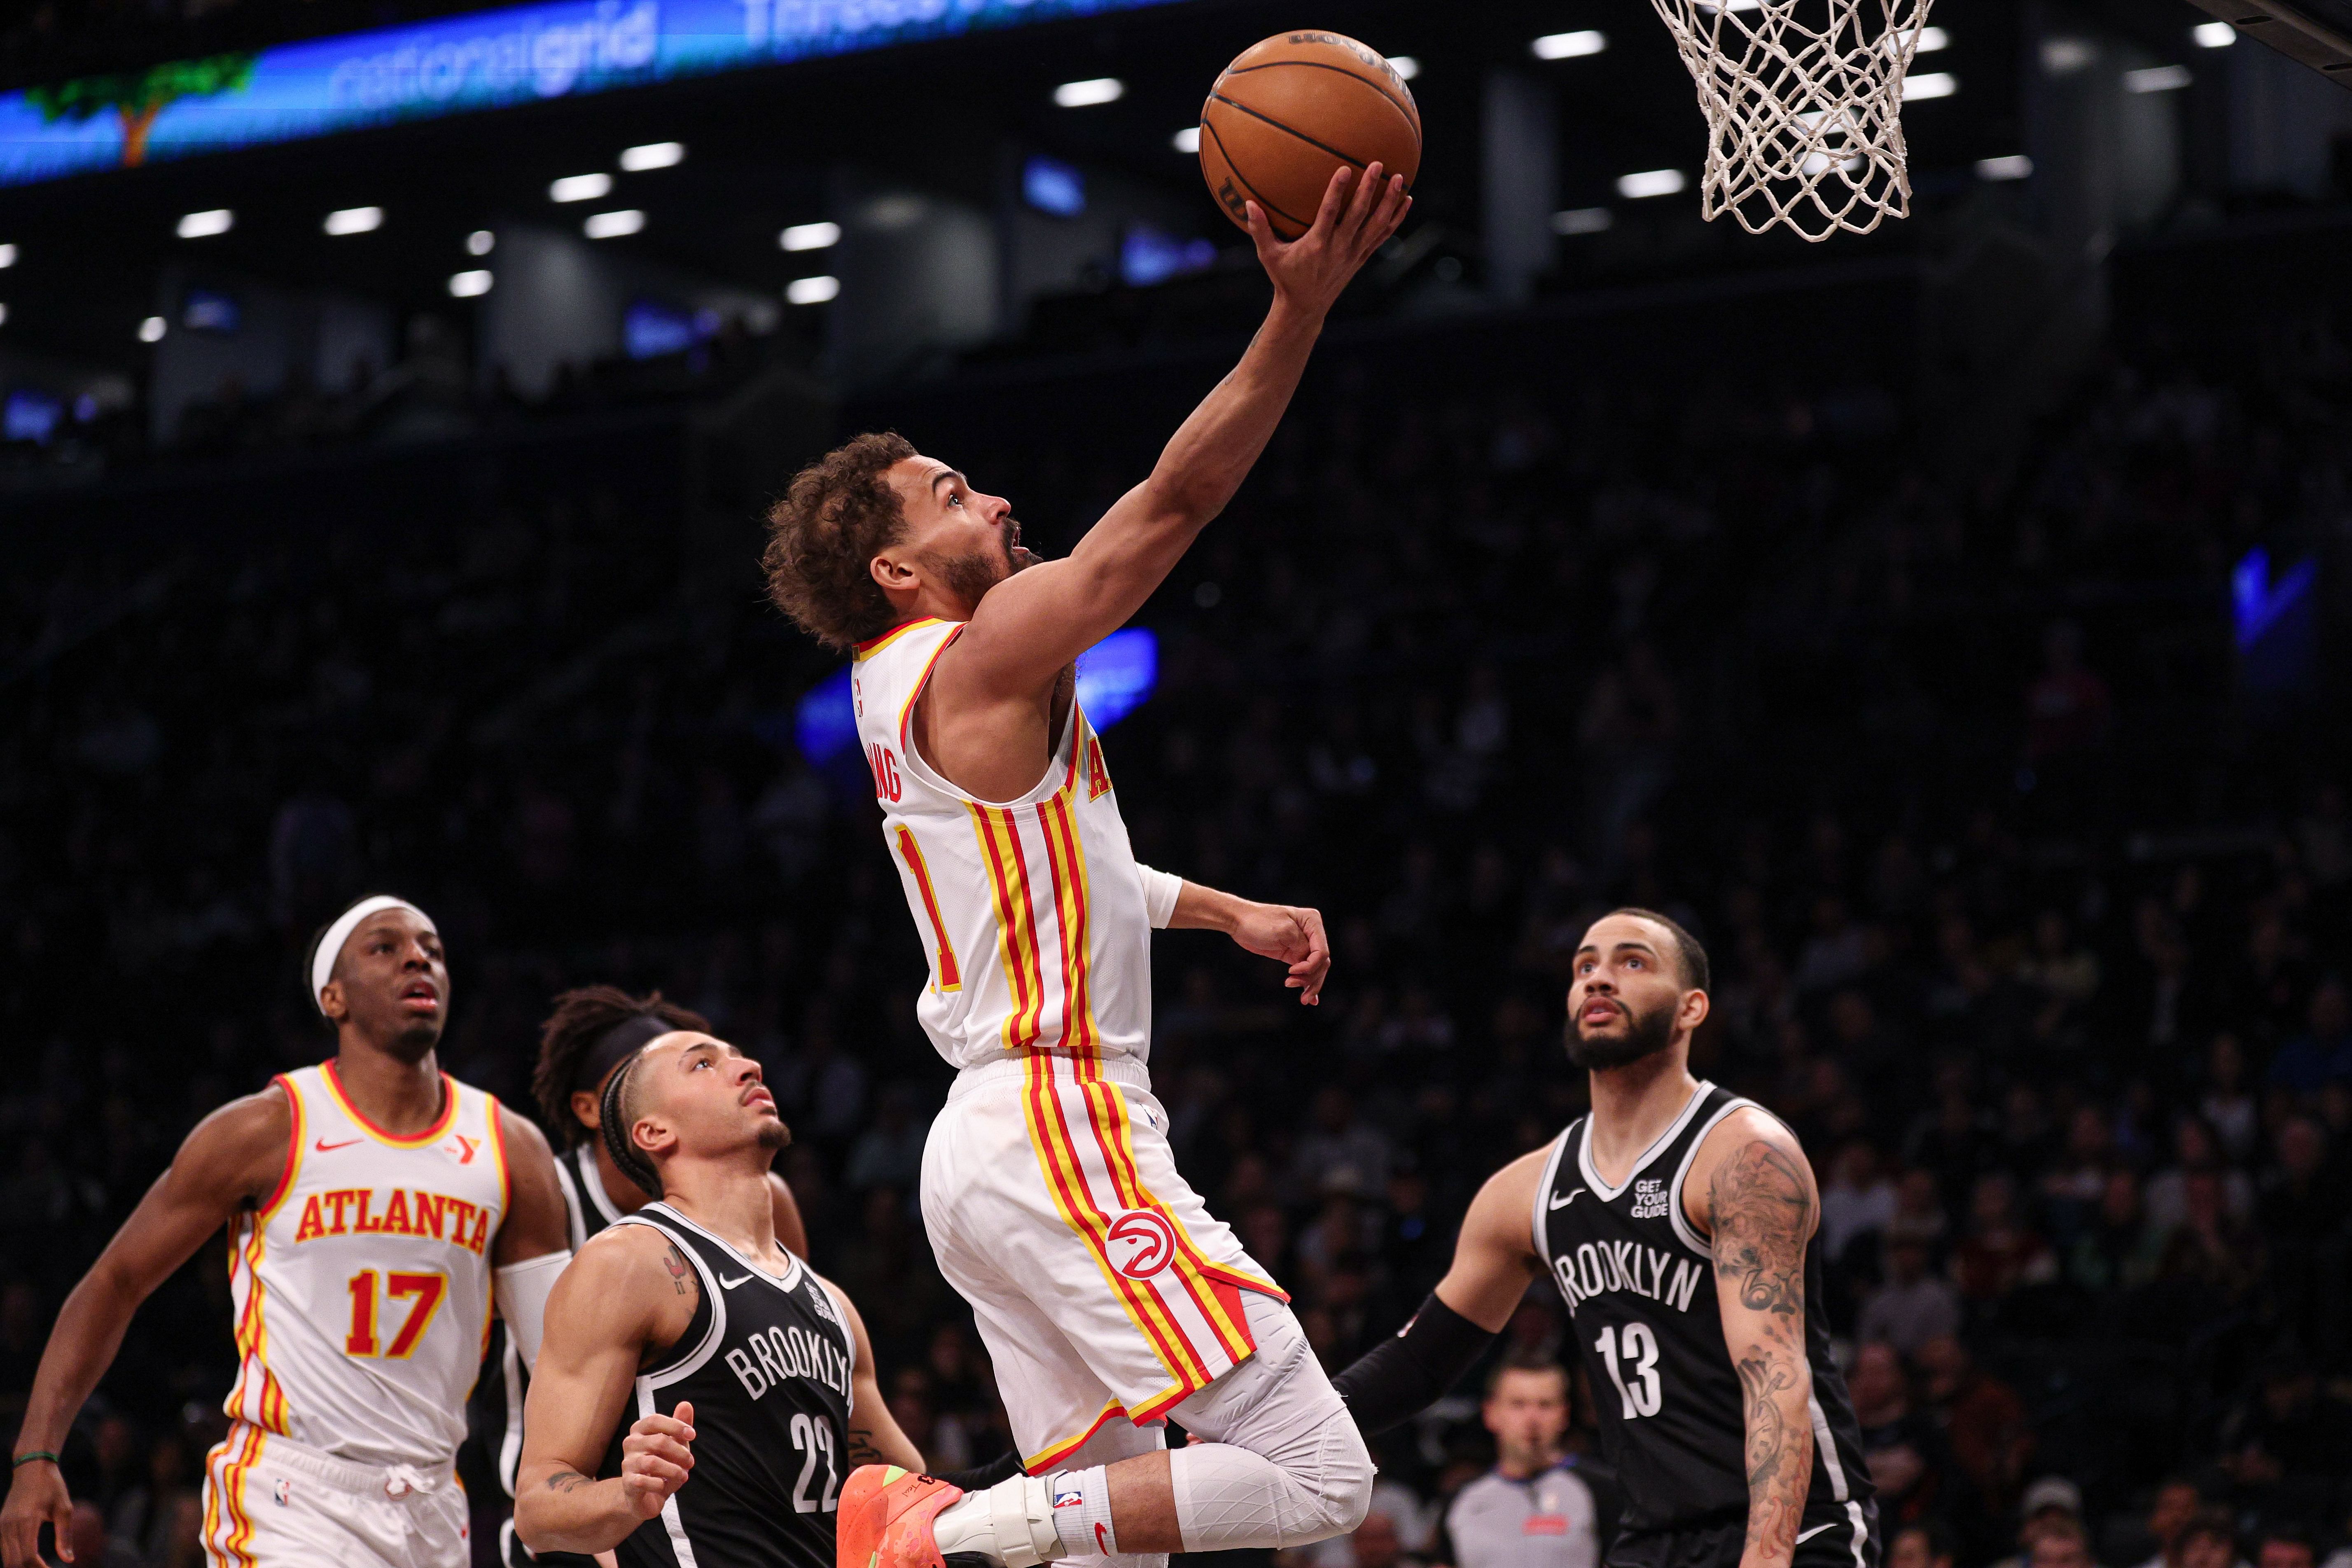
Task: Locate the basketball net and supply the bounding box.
[1649,0,1936,241]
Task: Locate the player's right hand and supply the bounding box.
[619,1400,696,1519]
[0,1459,73,1566]
[1245,160,1411,318]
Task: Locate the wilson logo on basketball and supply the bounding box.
[1107,1210,1177,1279]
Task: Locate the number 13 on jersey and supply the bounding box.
[1595,1321,1662,1418]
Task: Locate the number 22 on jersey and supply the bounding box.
[1595,1321,1663,1418]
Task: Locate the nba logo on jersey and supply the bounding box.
[272,1478,292,1507]
[1631,1180,1668,1220]
[1054,1483,1086,1509]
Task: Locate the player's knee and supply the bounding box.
[1280,1406,1373,1542]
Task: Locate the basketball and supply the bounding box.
[1198,31,1422,242]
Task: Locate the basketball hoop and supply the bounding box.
[1649,0,1936,241]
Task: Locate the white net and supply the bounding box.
[1649,0,1936,241]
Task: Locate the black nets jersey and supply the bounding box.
[465,1142,632,1567]
[1535,1082,1875,1568]
[603,1202,853,1568]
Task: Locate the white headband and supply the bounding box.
[311,895,430,1013]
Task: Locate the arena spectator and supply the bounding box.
[1443,1360,1603,1568]
[2125,1479,2205,1568]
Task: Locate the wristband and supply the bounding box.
[1331,1291,1497,1435]
[12,1452,58,1468]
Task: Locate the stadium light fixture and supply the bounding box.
[1172,126,1202,154]
[787,275,840,305]
[177,209,234,238]
[1902,71,1958,100]
[323,206,382,236]
[1884,25,1949,55]
[138,315,166,342]
[0,245,15,268]
[780,221,841,252]
[0,304,9,327]
[619,141,684,171]
[1390,56,1420,80]
[1975,154,2033,181]
[448,270,492,298]
[1532,30,1607,60]
[1616,168,1686,199]
[2193,21,2235,47]
[549,173,612,203]
[1552,207,1615,234]
[1053,77,1124,107]
[467,230,495,256]
[2123,64,2192,93]
[583,209,645,239]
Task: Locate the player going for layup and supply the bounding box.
[761,165,1409,1568]
[1333,910,1876,1568]
[0,895,572,1568]
[514,1027,938,1567]
[467,987,812,1568]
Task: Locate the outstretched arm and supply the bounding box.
[1693,1112,1819,1568]
[1154,875,1330,1006]
[1333,1147,1546,1433]
[516,1229,700,1556]
[939,165,1410,695]
[2,1089,288,1568]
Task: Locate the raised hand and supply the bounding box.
[620,1400,696,1519]
[1244,161,1412,318]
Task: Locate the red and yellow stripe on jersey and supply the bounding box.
[201,1421,266,1566]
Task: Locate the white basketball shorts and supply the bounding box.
[204,1423,468,1568]
[920,1051,1286,1471]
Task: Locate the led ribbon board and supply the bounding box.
[0,0,1184,188]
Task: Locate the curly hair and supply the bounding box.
[762,430,918,651]
[531,986,708,1149]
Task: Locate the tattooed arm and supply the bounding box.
[819,1274,927,1470]
[516,1227,701,1555]
[1692,1112,1821,1568]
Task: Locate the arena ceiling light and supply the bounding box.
[2123,64,2193,92]
[467,230,495,255]
[1901,71,1958,99]
[1053,77,1124,107]
[448,270,492,297]
[549,172,612,203]
[1171,126,1201,153]
[1552,207,1615,234]
[780,221,841,252]
[619,141,685,171]
[1532,30,1607,59]
[1976,154,2033,180]
[2193,21,2236,46]
[583,209,645,239]
[323,206,382,236]
[138,315,166,341]
[1389,56,1420,79]
[1884,25,1949,55]
[787,275,840,305]
[1616,168,1686,198]
[177,209,234,238]
[0,243,14,267]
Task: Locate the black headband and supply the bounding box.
[573,1012,677,1099]
[599,1050,663,1199]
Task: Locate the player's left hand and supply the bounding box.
[619,1400,696,1518]
[1245,161,1411,319]
[1227,902,1329,1005]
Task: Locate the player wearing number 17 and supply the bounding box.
[1333,910,1877,1568]
[0,895,575,1568]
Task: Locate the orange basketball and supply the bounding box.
[1198,31,1422,243]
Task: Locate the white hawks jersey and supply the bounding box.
[851,616,1155,1072]
[223,1062,510,1467]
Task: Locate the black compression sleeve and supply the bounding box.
[1331,1292,1497,1435]
[932,1449,1025,1492]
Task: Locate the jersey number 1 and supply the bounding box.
[345,1270,448,1358]
[1594,1322,1662,1419]
[789,1412,841,1514]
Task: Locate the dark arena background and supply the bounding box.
[4,0,2352,1566]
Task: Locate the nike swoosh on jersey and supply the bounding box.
[1549,1188,1586,1209]
[315,1138,362,1152]
[719,1274,752,1290]
[1795,1522,1839,1543]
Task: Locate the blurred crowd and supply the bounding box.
[0,271,2348,1568]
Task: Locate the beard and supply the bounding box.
[1566,995,1678,1070]
[756,1117,792,1153]
[925,522,1038,609]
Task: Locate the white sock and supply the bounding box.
[1046,1466,1116,1559]
[932,1475,1061,1568]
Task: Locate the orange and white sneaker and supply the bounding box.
[837,1465,965,1568]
